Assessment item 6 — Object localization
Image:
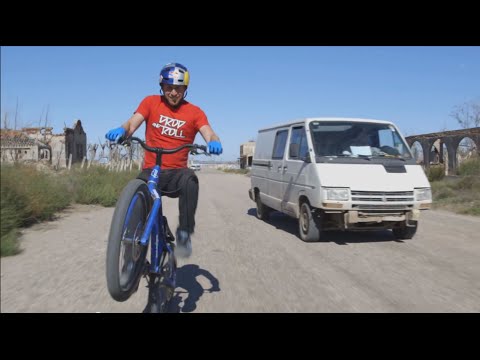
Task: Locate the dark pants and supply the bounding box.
[137,168,199,234]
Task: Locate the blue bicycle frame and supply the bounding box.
[143,166,175,277]
[122,165,173,282]
[121,137,207,291]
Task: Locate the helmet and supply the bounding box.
[159,63,190,86]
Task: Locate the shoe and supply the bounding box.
[175,229,192,258]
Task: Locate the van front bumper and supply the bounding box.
[345,209,421,225]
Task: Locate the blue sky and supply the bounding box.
[1,46,479,161]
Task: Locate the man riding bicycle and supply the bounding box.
[106,62,223,258]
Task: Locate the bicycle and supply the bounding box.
[106,136,208,313]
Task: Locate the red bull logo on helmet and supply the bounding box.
[160,63,190,86]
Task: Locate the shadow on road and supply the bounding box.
[168,264,220,313]
[247,208,402,245]
[247,208,298,236]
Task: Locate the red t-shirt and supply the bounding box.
[135,95,209,169]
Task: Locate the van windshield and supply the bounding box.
[309,121,413,160]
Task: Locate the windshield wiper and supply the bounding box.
[373,154,407,161]
[356,154,372,160]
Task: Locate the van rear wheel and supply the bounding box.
[256,193,271,221]
[299,202,321,242]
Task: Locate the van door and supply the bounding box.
[282,126,309,216]
[268,128,289,210]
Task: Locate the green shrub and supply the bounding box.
[71,166,137,207]
[0,186,23,256]
[461,202,480,216]
[0,163,136,257]
[1,164,71,256]
[430,163,480,215]
[434,187,455,200]
[427,165,445,182]
[456,175,480,192]
[458,157,480,176]
[0,228,21,257]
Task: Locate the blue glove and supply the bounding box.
[208,141,223,155]
[105,127,126,143]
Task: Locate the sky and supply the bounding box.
[1,46,479,161]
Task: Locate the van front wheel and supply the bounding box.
[299,202,321,242]
[393,221,418,240]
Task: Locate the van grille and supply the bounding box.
[351,190,414,202]
[350,191,414,211]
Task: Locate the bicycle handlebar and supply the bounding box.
[122,136,208,155]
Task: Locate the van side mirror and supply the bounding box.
[289,143,299,158]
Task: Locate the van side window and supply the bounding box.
[272,130,288,159]
[289,126,308,159]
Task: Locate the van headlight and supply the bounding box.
[415,188,432,201]
[323,187,350,201]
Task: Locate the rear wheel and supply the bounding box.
[144,247,177,313]
[299,201,321,242]
[393,221,418,240]
[255,192,271,220]
[106,179,150,302]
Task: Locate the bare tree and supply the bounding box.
[98,139,108,162]
[450,99,480,129]
[40,105,54,146]
[2,112,9,129]
[44,105,50,128]
[38,105,45,128]
[124,141,143,162]
[108,142,122,163]
[88,143,98,161]
[14,97,19,130]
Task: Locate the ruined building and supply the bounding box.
[239,141,255,169]
[0,119,87,168]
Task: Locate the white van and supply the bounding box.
[189,163,201,171]
[248,118,432,242]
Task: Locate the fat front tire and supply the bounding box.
[106,179,150,302]
[299,202,321,242]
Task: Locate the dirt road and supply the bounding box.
[2,169,480,312]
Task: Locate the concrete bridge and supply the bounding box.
[405,127,480,175]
